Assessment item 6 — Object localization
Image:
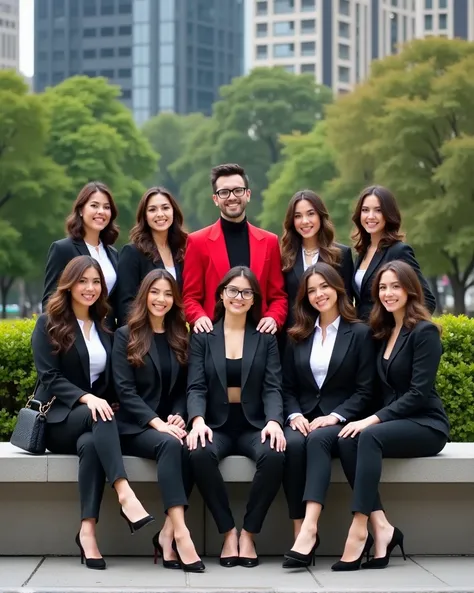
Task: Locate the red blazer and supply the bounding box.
[183,220,287,328]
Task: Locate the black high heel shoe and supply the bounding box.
[172,539,205,572]
[361,526,406,569]
[331,533,374,572]
[282,533,321,568]
[120,508,155,534]
[239,540,259,568]
[220,543,239,568]
[75,532,106,570]
[152,531,181,569]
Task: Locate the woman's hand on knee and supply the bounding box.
[79,394,114,422]
[167,414,186,430]
[309,415,339,431]
[338,415,380,438]
[261,421,286,452]
[186,419,213,450]
[150,418,187,443]
[289,415,310,436]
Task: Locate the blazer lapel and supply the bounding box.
[249,224,267,281]
[148,337,162,383]
[169,348,180,392]
[360,248,386,293]
[72,239,90,257]
[209,319,227,393]
[352,253,363,297]
[74,323,91,385]
[208,221,230,280]
[96,324,112,385]
[241,325,259,392]
[386,327,410,375]
[292,248,304,285]
[377,347,392,389]
[298,331,319,391]
[104,245,118,273]
[322,320,353,387]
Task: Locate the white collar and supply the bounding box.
[315,315,341,331]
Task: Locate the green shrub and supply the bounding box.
[0,315,473,442]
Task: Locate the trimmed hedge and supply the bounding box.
[0,315,473,442]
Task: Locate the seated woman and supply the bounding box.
[334,260,449,571]
[187,266,286,568]
[32,255,153,571]
[112,269,204,573]
[282,263,375,569]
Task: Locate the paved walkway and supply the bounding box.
[0,556,473,592]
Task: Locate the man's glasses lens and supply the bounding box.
[225,286,254,300]
[216,187,247,199]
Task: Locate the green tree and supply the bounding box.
[325,37,474,314]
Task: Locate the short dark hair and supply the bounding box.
[210,163,249,193]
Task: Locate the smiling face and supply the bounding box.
[80,191,111,235]
[306,273,338,317]
[221,273,254,316]
[293,199,321,240]
[213,174,251,220]
[147,278,174,320]
[378,270,408,314]
[360,194,386,236]
[146,193,174,233]
[70,266,102,308]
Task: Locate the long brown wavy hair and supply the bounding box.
[126,269,188,367]
[213,266,262,327]
[46,256,110,353]
[281,190,342,272]
[369,260,438,340]
[351,185,405,255]
[289,262,358,343]
[129,187,187,264]
[66,181,119,245]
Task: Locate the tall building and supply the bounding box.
[0,0,19,71]
[251,0,474,94]
[34,0,244,124]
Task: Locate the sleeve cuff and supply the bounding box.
[287,412,304,424]
[331,412,346,422]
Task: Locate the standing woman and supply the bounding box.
[42,182,119,328]
[334,260,449,571]
[281,263,375,568]
[351,185,436,321]
[112,269,204,573]
[187,266,286,568]
[32,256,154,570]
[281,190,354,330]
[116,187,187,326]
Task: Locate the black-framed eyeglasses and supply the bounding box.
[215,187,247,200]
[224,285,254,300]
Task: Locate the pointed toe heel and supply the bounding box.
[220,556,239,568]
[331,533,374,572]
[361,527,406,569]
[283,534,320,568]
[172,539,206,572]
[152,531,181,569]
[75,533,106,570]
[120,508,155,535]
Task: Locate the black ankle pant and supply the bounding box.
[46,404,127,521]
[189,404,284,534]
[121,428,193,512]
[337,419,447,516]
[283,424,341,520]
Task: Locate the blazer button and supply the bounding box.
[223,401,228,405]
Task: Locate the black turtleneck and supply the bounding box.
[220,216,250,269]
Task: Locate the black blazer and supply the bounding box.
[116,243,184,327]
[31,314,114,424]
[353,241,436,321]
[42,237,118,327]
[375,321,449,437]
[112,326,187,435]
[283,319,375,421]
[284,243,354,328]
[187,319,284,430]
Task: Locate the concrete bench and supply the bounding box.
[1,442,473,556]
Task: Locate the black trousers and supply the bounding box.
[188,405,284,534]
[121,428,193,513]
[283,424,341,520]
[46,405,127,521]
[337,419,448,516]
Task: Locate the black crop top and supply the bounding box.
[226,358,242,388]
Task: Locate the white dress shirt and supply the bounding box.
[302,246,319,271]
[85,241,117,295]
[354,268,366,291]
[165,265,177,280]
[288,316,345,424]
[77,320,107,386]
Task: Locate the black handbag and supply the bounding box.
[10,386,55,455]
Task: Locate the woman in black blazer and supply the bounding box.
[32,256,153,571]
[113,269,204,573]
[116,187,187,326]
[334,260,449,572]
[281,190,353,330]
[282,263,375,569]
[42,181,119,328]
[187,266,286,568]
[351,185,436,321]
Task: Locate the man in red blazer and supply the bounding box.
[183,163,287,334]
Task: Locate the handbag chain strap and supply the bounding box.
[25,393,56,416]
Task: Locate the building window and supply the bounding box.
[100,48,115,57]
[424,0,432,7]
[101,0,115,15]
[160,44,174,64]
[274,0,294,14]
[301,0,315,11]
[256,23,267,37]
[338,43,350,59]
[301,19,315,34]
[134,23,150,43]
[119,25,132,35]
[52,71,64,84]
[38,50,48,61]
[53,50,63,60]
[83,49,97,59]
[301,41,315,56]
[160,64,175,86]
[338,21,350,38]
[83,70,96,77]
[301,63,315,73]
[256,44,268,59]
[83,0,97,17]
[122,88,132,99]
[273,42,294,58]
[119,0,132,14]
[133,65,150,86]
[256,1,267,15]
[38,0,48,18]
[439,13,447,29]
[439,0,447,7]
[119,46,132,56]
[339,0,350,16]
[118,68,132,77]
[134,88,150,109]
[133,45,149,65]
[424,14,433,30]
[70,50,79,59]
[160,21,175,43]
[100,69,114,78]
[52,0,65,18]
[101,26,114,36]
[159,0,175,21]
[160,87,174,109]
[273,21,294,36]
[338,66,350,82]
[53,28,65,39]
[134,0,150,22]
[283,65,295,72]
[84,28,96,37]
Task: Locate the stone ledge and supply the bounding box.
[2,441,474,483]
